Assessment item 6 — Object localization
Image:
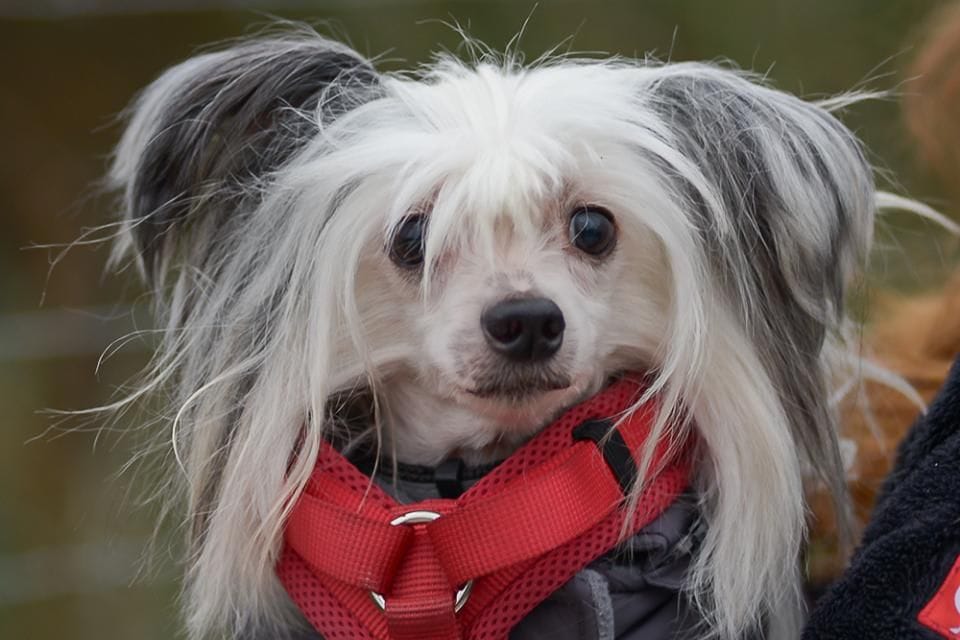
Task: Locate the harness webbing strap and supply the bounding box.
[277,376,692,640]
[428,440,627,585]
[385,523,461,640]
[286,492,412,592]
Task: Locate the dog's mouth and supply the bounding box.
[465,371,572,403]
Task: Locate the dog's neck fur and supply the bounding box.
[371,372,596,467]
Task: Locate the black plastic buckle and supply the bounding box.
[572,418,638,494]
[434,458,466,499]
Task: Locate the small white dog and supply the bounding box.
[105,25,905,640]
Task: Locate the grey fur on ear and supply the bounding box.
[646,66,875,541]
[109,31,381,285]
[647,68,872,318]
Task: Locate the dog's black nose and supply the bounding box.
[481,297,565,362]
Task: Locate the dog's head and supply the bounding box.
[110,29,875,639]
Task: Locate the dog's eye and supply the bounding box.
[569,206,616,257]
[389,215,427,268]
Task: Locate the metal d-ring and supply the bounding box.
[369,510,474,613]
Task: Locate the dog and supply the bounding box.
[103,26,916,640]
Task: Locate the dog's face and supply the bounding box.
[314,65,682,457]
[366,189,667,444]
[108,32,878,639]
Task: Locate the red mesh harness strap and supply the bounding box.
[277,377,692,640]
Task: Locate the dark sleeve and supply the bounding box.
[803,356,960,640]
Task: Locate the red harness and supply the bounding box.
[277,377,692,640]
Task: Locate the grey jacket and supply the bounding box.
[509,496,703,640]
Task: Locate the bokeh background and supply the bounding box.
[2,1,959,638]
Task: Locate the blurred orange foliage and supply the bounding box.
[808,272,960,584]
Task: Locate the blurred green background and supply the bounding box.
[2,1,959,638]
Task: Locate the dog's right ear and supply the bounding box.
[109,32,380,285]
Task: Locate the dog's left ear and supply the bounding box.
[644,66,874,511]
[110,33,381,285]
[643,65,875,368]
[645,66,873,327]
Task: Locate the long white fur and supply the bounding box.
[103,28,900,640]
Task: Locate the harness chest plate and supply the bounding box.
[278,377,692,640]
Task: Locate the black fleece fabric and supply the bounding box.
[804,356,960,640]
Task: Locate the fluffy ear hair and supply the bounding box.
[640,66,875,637]
[109,31,380,285]
[650,65,872,499]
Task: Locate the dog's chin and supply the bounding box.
[453,373,594,436]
